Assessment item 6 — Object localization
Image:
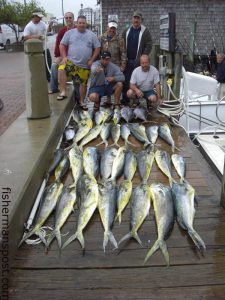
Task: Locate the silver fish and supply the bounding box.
[83,147,100,179]
[121,124,136,147]
[18,181,63,247]
[115,179,132,224]
[118,184,151,246]
[155,150,176,187]
[46,186,77,249]
[71,109,80,124]
[68,146,83,187]
[111,124,121,147]
[54,155,70,182]
[96,123,112,148]
[111,146,126,181]
[63,125,75,142]
[121,106,134,123]
[113,108,121,124]
[171,154,186,183]
[79,124,103,149]
[95,110,109,125]
[171,182,206,252]
[129,123,150,147]
[137,146,155,184]
[124,149,137,181]
[46,149,64,179]
[62,175,99,249]
[98,180,118,251]
[134,106,148,121]
[158,123,176,152]
[144,183,175,266]
[100,147,118,180]
[146,125,158,144]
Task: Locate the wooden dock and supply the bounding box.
[9,110,225,300]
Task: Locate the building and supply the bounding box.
[78,5,94,30]
[98,0,225,55]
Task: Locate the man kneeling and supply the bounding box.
[127,54,162,108]
[88,51,125,110]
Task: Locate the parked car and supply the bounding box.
[0,24,23,49]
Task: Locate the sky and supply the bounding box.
[17,0,98,19]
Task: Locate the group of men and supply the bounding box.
[23,10,163,110]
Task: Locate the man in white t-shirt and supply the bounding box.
[127,54,162,107]
[23,12,53,81]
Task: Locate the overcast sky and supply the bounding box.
[18,0,98,19]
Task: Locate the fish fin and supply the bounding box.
[103,231,118,251]
[62,232,78,249]
[159,240,170,266]
[95,141,104,147]
[126,140,137,147]
[118,232,132,246]
[115,212,122,225]
[18,227,37,247]
[132,231,143,247]
[188,229,206,252]
[144,239,160,264]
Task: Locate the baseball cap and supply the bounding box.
[133,11,142,18]
[108,21,118,29]
[32,12,44,18]
[100,51,111,59]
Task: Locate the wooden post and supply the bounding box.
[220,157,225,209]
[24,39,50,119]
[150,44,160,68]
[188,22,197,64]
[173,52,183,98]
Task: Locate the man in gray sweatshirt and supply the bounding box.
[88,51,125,110]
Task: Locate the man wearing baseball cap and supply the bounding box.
[23,12,53,81]
[122,11,152,104]
[88,51,125,110]
[99,20,127,71]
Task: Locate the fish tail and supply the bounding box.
[159,240,170,266]
[144,239,160,264]
[144,142,150,148]
[132,231,143,247]
[174,145,181,152]
[114,212,122,224]
[169,177,177,187]
[62,231,80,249]
[45,231,56,250]
[118,232,132,246]
[18,228,36,247]
[188,229,206,252]
[103,231,118,251]
[55,229,62,249]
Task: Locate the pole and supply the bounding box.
[62,0,64,25]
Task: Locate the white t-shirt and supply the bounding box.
[130,65,160,91]
[23,20,47,38]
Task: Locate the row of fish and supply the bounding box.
[64,119,177,153]
[43,143,185,188]
[18,174,206,265]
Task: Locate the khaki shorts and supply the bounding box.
[58,60,90,85]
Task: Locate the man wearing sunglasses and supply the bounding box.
[49,12,76,94]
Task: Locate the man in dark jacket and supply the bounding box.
[122,11,152,104]
[216,53,225,100]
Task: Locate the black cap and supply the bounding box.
[100,51,111,59]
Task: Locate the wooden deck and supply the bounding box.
[9,110,225,300]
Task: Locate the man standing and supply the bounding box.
[216,53,225,100]
[23,12,53,81]
[99,21,127,71]
[88,51,125,110]
[122,11,152,104]
[127,55,162,107]
[48,12,76,94]
[58,15,100,106]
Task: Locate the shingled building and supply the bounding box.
[98,0,225,55]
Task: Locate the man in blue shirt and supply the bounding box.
[216,53,225,100]
[122,11,152,104]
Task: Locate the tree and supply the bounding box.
[0,0,46,42]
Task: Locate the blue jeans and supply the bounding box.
[49,63,59,92]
